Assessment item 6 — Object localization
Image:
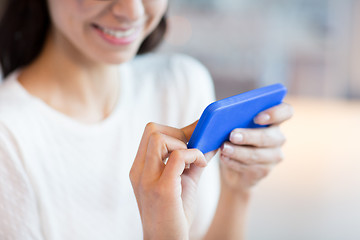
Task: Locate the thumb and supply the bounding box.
[181,120,198,142]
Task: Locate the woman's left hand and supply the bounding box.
[219,102,294,193]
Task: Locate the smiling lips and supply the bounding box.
[92,23,142,45]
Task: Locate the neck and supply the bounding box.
[19,29,121,124]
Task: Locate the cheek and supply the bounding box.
[46,0,168,64]
[75,0,108,13]
[48,1,81,37]
[48,0,102,34]
[143,0,168,34]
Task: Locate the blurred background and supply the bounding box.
[161,0,360,100]
[0,0,359,239]
[159,0,360,239]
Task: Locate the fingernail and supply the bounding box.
[230,131,243,143]
[222,143,234,155]
[254,113,270,124]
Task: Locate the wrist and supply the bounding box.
[216,182,250,224]
[204,179,250,240]
[142,221,189,240]
[144,232,189,240]
[220,179,251,203]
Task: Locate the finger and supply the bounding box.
[142,132,188,181]
[254,102,294,125]
[182,120,199,168]
[183,149,216,183]
[181,120,198,142]
[132,123,188,175]
[229,126,286,148]
[204,149,218,162]
[221,143,284,165]
[182,164,205,185]
[161,149,207,183]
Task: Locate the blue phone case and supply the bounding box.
[187,83,287,154]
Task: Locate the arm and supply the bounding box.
[0,124,43,240]
[204,102,294,240]
[129,122,208,240]
[203,184,250,240]
[129,102,293,240]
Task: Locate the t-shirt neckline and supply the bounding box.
[9,65,130,131]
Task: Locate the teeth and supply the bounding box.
[99,26,136,38]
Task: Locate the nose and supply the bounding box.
[111,0,145,23]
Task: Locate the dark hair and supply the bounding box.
[0,0,167,79]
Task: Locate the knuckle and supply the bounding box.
[149,131,164,146]
[287,104,295,117]
[278,134,287,146]
[270,126,286,146]
[280,103,294,120]
[145,122,158,133]
[240,147,259,164]
[277,149,285,163]
[129,165,141,188]
[259,130,269,147]
[129,167,137,183]
[273,127,286,146]
[235,147,249,164]
[169,150,183,161]
[177,141,188,150]
[249,148,259,162]
[193,148,204,159]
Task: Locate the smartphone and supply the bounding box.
[187,83,287,154]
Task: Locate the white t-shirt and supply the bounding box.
[0,53,220,240]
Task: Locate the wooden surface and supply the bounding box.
[246,97,360,240]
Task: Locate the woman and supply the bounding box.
[0,0,293,239]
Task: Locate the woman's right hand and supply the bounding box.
[129,122,209,240]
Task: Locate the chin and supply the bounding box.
[88,48,138,65]
[92,39,145,65]
[106,54,135,65]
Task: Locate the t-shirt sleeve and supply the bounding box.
[168,54,220,239]
[0,123,43,240]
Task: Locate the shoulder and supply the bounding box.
[0,72,35,126]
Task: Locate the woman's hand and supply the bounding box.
[129,122,211,240]
[219,102,294,193]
